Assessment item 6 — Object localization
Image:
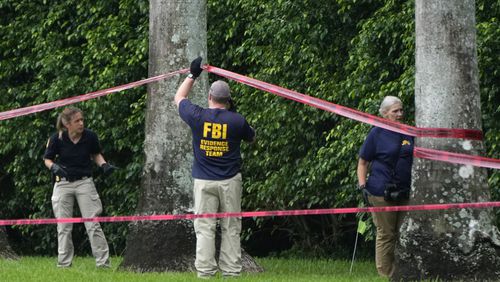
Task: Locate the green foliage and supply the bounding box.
[208,0,409,253]
[0,0,498,257]
[208,0,499,255]
[476,0,500,225]
[0,0,148,255]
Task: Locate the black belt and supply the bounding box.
[56,176,90,183]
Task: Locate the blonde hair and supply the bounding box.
[379,96,402,117]
[56,107,83,138]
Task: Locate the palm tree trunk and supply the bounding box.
[119,0,262,272]
[393,1,500,280]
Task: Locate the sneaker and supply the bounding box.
[222,273,241,278]
[97,259,111,268]
[197,273,215,279]
[57,263,72,268]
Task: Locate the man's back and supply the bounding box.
[179,99,254,180]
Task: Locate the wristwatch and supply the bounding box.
[187,73,195,80]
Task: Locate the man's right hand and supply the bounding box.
[190,56,203,78]
[50,163,68,178]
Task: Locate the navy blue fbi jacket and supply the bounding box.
[359,127,414,196]
[179,99,255,180]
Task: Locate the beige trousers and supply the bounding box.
[51,177,110,267]
[193,173,242,277]
[368,195,407,277]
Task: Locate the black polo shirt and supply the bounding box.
[43,129,101,178]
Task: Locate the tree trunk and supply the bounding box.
[0,227,18,260]
[120,0,262,273]
[0,173,18,260]
[393,1,500,281]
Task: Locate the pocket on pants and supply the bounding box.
[51,195,63,218]
[51,195,60,210]
[89,193,103,215]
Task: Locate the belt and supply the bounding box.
[56,176,90,183]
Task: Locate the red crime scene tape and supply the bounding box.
[1,201,499,226]
[0,65,498,227]
[414,147,500,169]
[204,65,483,140]
[204,65,499,169]
[0,66,498,169]
[0,69,188,121]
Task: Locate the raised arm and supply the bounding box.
[175,56,203,108]
[175,77,195,108]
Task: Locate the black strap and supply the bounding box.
[389,134,404,180]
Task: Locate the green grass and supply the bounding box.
[0,256,385,281]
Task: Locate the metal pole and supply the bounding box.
[350,227,360,274]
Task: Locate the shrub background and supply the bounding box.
[0,0,498,257]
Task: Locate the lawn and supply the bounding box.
[0,256,386,281]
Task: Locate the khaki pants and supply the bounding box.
[51,177,110,267]
[369,195,407,277]
[193,173,242,277]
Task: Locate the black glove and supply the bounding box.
[50,163,68,178]
[189,56,203,78]
[358,184,371,207]
[101,163,117,177]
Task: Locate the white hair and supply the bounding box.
[379,96,402,116]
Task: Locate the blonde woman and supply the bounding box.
[43,106,115,268]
